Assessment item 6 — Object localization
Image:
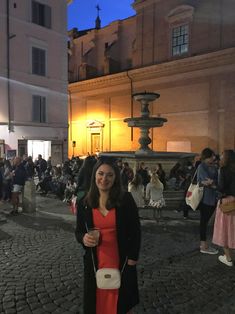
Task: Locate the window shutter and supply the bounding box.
[32,1,38,24]
[44,5,51,28]
[39,49,46,76]
[32,47,46,76]
[32,95,40,122]
[41,97,46,123]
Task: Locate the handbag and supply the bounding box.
[69,195,77,215]
[96,268,121,289]
[91,250,127,289]
[185,169,204,211]
[220,200,235,214]
[86,223,127,289]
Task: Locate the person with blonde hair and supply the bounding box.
[146,172,165,218]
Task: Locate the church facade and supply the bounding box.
[68,0,235,157]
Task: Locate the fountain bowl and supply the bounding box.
[133,92,160,102]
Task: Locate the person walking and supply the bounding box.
[212,150,235,266]
[75,157,141,314]
[197,147,218,254]
[128,173,145,207]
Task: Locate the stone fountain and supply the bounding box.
[124,91,167,155]
[99,91,195,174]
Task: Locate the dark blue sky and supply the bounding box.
[67,0,135,31]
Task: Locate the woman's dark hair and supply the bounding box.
[77,156,97,191]
[130,173,142,188]
[223,149,235,171]
[201,147,215,161]
[86,157,123,209]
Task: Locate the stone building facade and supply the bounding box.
[0,0,69,164]
[68,0,235,157]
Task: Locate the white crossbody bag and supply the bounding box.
[86,223,127,289]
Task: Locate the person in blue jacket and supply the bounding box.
[197,147,218,255]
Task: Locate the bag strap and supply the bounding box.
[191,167,198,183]
[85,222,127,276]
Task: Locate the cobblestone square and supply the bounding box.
[0,196,235,314]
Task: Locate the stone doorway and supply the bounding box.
[91,133,101,154]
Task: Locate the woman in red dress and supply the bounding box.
[75,158,141,314]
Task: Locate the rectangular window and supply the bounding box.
[32,47,46,76]
[32,95,46,123]
[32,0,51,28]
[172,24,189,57]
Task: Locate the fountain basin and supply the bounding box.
[133,92,160,102]
[99,150,196,175]
[124,117,167,128]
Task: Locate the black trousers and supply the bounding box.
[199,203,216,241]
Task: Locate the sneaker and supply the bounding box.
[200,247,218,255]
[218,255,233,267]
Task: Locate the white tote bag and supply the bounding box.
[185,182,204,211]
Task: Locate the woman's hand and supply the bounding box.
[201,178,213,186]
[82,233,97,247]
[127,259,137,266]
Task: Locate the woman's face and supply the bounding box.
[95,164,116,192]
[205,155,215,165]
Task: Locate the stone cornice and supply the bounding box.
[132,0,162,11]
[68,48,235,94]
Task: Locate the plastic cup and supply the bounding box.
[88,228,100,245]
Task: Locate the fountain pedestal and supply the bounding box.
[124,92,167,154]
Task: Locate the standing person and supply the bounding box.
[24,156,35,179]
[120,162,134,191]
[35,154,47,180]
[213,150,235,266]
[128,173,145,207]
[10,157,27,214]
[2,159,12,202]
[137,162,150,190]
[75,158,141,314]
[197,147,218,254]
[155,163,166,189]
[145,172,165,218]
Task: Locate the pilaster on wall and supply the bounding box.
[223,74,235,150]
[207,78,221,152]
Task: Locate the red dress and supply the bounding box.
[93,208,119,314]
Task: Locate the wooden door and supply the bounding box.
[91,133,100,154]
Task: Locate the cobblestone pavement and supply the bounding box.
[0,196,235,314]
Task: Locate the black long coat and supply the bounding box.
[75,192,141,314]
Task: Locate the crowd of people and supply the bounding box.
[0,147,235,313]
